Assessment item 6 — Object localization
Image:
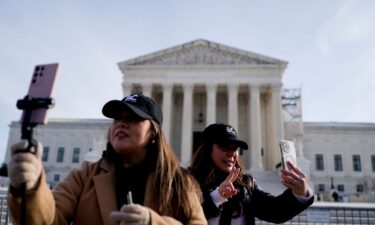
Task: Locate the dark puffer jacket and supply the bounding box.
[202,174,314,225]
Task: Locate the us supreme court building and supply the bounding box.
[5,39,375,200]
[118,39,285,171]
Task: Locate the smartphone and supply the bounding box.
[279,140,297,170]
[21,63,59,124]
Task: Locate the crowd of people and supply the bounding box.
[8,93,314,225]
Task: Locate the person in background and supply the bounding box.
[188,123,314,225]
[331,187,340,202]
[8,94,207,225]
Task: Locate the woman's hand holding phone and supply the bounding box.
[281,162,309,197]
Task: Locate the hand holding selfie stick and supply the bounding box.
[16,96,54,225]
[15,63,59,225]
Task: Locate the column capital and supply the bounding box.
[228,83,239,95]
[141,83,153,97]
[249,83,261,89]
[122,82,132,88]
[183,83,194,90]
[142,83,153,87]
[270,84,282,92]
[162,83,173,88]
[206,83,218,91]
[227,83,239,89]
[122,82,133,96]
[249,84,261,92]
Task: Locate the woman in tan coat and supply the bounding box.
[8,94,207,225]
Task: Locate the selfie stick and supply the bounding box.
[17,96,54,148]
[16,96,54,225]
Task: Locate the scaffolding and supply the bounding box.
[282,88,302,122]
[281,88,312,179]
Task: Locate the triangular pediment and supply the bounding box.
[119,39,287,66]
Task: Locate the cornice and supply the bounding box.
[120,64,286,73]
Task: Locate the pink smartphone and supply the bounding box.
[279,140,297,171]
[21,63,59,124]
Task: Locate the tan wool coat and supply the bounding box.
[8,158,207,225]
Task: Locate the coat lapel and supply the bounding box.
[143,174,155,208]
[93,166,118,225]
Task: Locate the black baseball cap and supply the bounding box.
[102,94,163,125]
[202,123,248,150]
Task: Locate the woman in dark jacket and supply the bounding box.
[189,123,314,225]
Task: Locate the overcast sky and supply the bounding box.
[1,0,375,163]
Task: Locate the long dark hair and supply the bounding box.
[105,120,201,223]
[188,142,251,190]
[148,121,202,223]
[189,142,255,219]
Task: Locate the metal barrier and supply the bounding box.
[0,188,9,225]
[1,192,375,225]
[256,202,375,225]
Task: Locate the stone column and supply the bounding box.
[122,83,133,97]
[162,84,173,142]
[181,84,194,166]
[142,83,153,98]
[269,84,284,170]
[227,83,239,130]
[248,85,263,171]
[206,84,217,126]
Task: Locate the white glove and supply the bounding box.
[110,204,151,225]
[9,140,43,191]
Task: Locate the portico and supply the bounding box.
[118,39,287,171]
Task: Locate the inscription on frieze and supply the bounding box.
[130,44,274,66]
